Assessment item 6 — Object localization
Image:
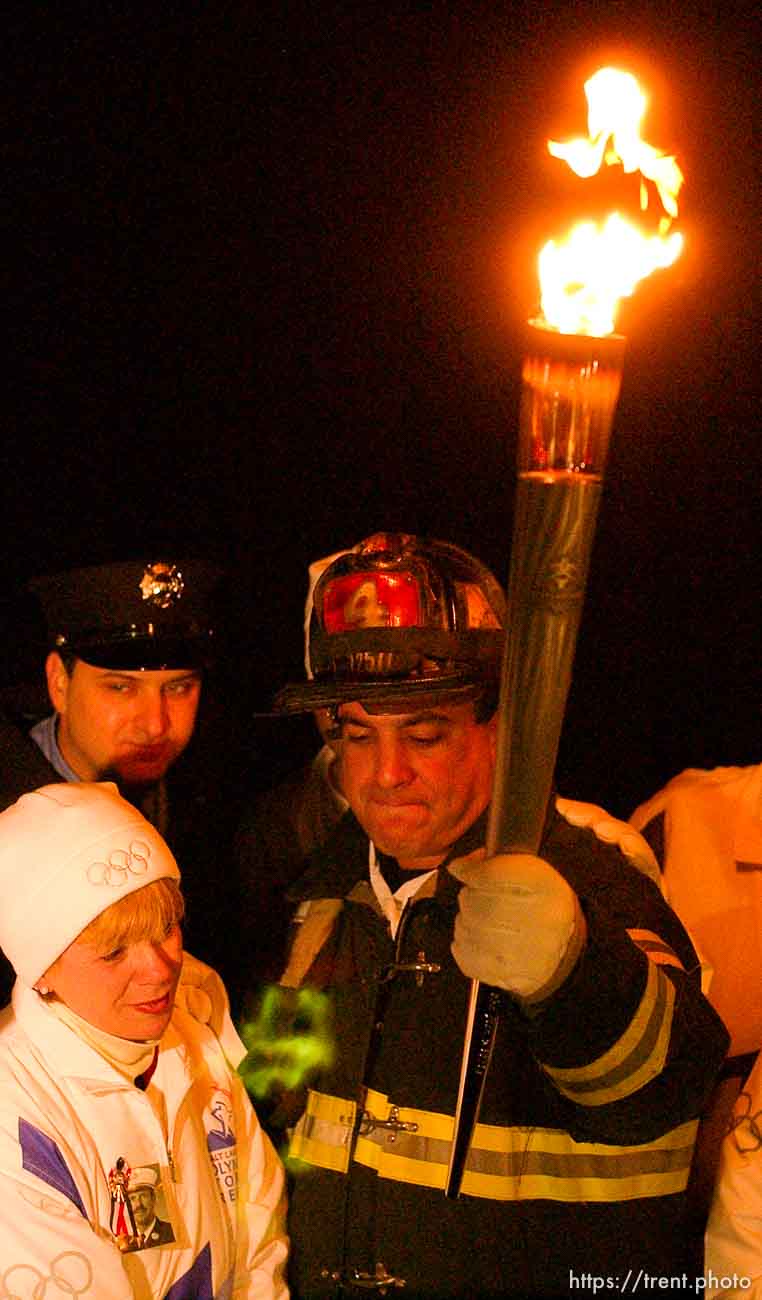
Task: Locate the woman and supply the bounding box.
[0,781,288,1298]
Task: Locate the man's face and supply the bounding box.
[338,698,497,871]
[128,1185,157,1230]
[43,920,183,1042]
[46,654,202,784]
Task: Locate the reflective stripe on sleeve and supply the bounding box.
[543,959,676,1106]
[626,929,686,972]
[289,1089,357,1172]
[288,1086,697,1202]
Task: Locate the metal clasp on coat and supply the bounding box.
[357,1105,418,1142]
[380,950,441,987]
[348,1262,406,1291]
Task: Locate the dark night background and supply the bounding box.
[2,0,759,820]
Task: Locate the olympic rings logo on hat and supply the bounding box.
[86,841,152,887]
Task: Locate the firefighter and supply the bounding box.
[265,531,728,1299]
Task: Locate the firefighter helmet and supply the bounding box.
[273,533,506,713]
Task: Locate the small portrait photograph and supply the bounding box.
[125,1164,176,1252]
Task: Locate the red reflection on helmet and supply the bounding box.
[322,572,423,633]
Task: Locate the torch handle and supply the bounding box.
[445,472,603,1198]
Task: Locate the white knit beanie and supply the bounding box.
[0,783,181,987]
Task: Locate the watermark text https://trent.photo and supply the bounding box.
[569,1269,752,1293]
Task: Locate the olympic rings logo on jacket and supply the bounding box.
[86,842,152,887]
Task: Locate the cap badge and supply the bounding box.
[139,563,184,610]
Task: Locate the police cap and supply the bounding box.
[30,560,222,670]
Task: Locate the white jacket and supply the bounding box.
[0,956,288,1299]
[631,764,762,1055]
[704,1051,762,1298]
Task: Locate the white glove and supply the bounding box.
[449,851,586,1002]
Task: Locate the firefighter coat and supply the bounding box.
[279,805,728,1299]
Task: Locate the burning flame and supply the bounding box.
[540,67,684,336]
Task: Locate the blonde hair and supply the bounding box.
[78,878,185,953]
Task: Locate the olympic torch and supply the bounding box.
[445,67,684,1198]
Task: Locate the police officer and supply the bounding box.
[0,559,241,1006]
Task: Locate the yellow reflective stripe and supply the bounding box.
[458,1123,695,1202]
[355,1135,444,1190]
[290,1088,697,1202]
[459,1165,691,1203]
[289,1089,355,1172]
[627,928,685,972]
[545,961,675,1105]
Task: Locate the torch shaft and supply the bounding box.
[444,322,624,1199]
[445,472,603,1198]
[488,472,602,853]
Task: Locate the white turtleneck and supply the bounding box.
[46,998,159,1085]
